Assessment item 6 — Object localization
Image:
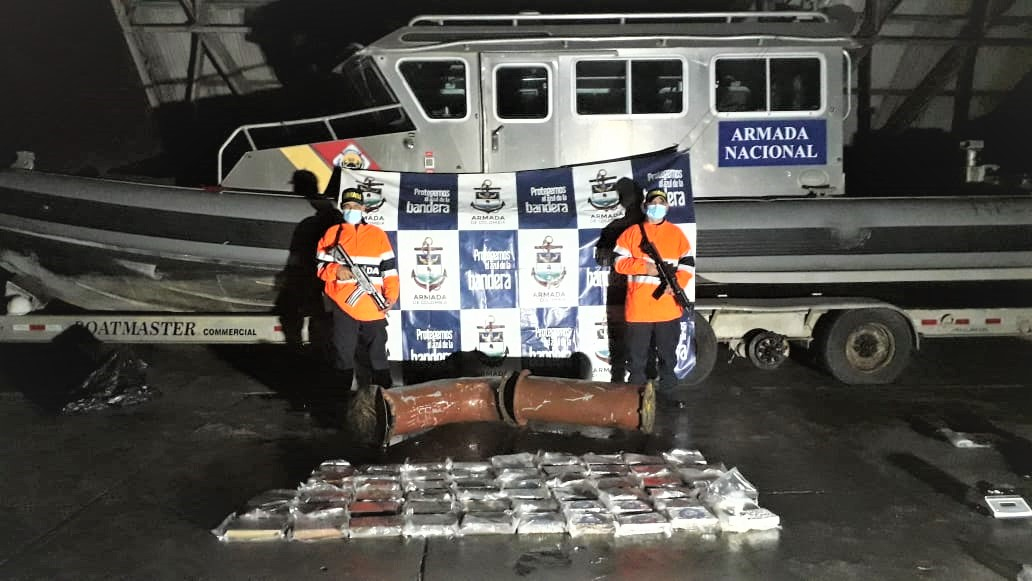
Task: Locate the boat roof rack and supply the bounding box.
[408,11,830,27]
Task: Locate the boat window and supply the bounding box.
[576,60,626,115]
[632,60,684,114]
[341,55,398,109]
[715,59,767,112]
[495,65,550,120]
[715,56,822,114]
[772,58,821,111]
[576,59,684,115]
[398,60,468,120]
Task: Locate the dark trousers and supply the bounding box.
[625,318,681,392]
[331,304,389,373]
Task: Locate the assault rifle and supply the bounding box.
[326,228,390,311]
[637,223,693,313]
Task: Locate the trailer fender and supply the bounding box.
[815,308,915,385]
[680,311,718,386]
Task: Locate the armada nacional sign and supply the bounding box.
[718,119,826,167]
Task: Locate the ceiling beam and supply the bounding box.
[882,0,1015,133]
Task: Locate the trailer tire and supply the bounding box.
[817,308,913,385]
[680,312,717,386]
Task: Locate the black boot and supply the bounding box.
[372,368,393,389]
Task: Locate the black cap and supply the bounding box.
[644,189,668,204]
[339,188,365,206]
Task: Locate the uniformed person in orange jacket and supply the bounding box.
[613,189,693,393]
[316,188,400,390]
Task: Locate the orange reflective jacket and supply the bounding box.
[316,222,400,321]
[613,220,693,323]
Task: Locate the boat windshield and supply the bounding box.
[337,53,398,110]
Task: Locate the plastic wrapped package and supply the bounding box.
[581,453,624,465]
[241,489,297,517]
[449,461,494,474]
[291,499,349,519]
[452,477,496,489]
[318,459,354,470]
[552,484,598,502]
[349,515,404,538]
[546,472,589,489]
[402,470,451,483]
[495,468,543,483]
[543,465,587,478]
[297,484,352,506]
[290,510,349,541]
[500,485,551,500]
[560,500,608,517]
[403,513,460,537]
[623,453,665,465]
[511,498,559,516]
[354,484,402,502]
[654,497,702,512]
[647,487,696,501]
[608,499,654,515]
[455,488,505,501]
[308,466,356,487]
[538,452,581,466]
[598,488,649,506]
[462,498,511,513]
[359,464,403,476]
[678,465,727,490]
[212,513,289,542]
[628,464,670,476]
[348,500,402,516]
[701,468,759,514]
[663,449,707,466]
[500,478,546,490]
[587,464,628,477]
[566,512,616,537]
[404,479,451,493]
[404,490,453,503]
[615,512,672,537]
[490,453,538,469]
[458,512,517,535]
[403,461,450,473]
[665,506,719,533]
[715,503,781,533]
[517,512,567,535]
[639,471,684,489]
[592,476,639,490]
[355,474,402,489]
[405,500,458,515]
[451,467,496,480]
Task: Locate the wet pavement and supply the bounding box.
[0,336,1031,580]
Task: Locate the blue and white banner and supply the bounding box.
[343,150,697,381]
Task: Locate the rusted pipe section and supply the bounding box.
[499,370,655,433]
[379,376,505,442]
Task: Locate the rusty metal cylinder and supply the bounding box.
[501,370,655,433]
[379,377,502,442]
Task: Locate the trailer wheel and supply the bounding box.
[746,330,790,370]
[817,309,913,385]
[680,312,717,386]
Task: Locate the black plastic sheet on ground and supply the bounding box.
[62,347,155,414]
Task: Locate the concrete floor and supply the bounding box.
[1,336,1031,580]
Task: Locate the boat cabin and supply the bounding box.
[219,11,855,198]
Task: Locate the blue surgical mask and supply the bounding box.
[343,209,363,225]
[646,204,668,222]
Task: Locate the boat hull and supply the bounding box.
[1,169,1031,312]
